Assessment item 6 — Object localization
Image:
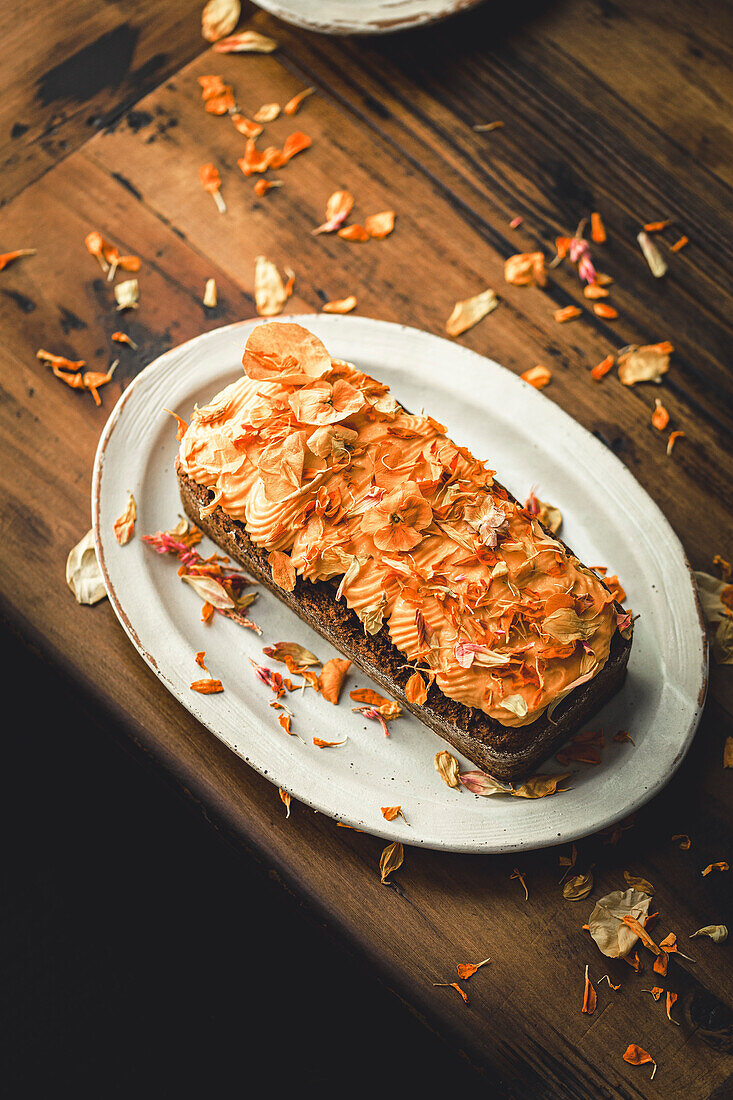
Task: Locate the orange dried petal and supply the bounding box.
[593,302,619,319]
[268,549,296,591]
[590,212,606,244]
[318,658,351,704]
[338,224,369,242]
[521,364,551,389]
[283,87,314,115]
[554,305,581,323]
[190,678,224,693]
[590,354,614,381]
[651,398,670,431]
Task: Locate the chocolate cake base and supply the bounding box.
[177,462,632,780]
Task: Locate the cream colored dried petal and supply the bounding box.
[618,344,671,386]
[588,888,652,958]
[203,278,217,307]
[201,0,241,43]
[446,288,498,337]
[66,530,106,605]
[254,102,281,123]
[434,749,461,788]
[114,278,139,311]
[379,841,404,884]
[254,256,287,317]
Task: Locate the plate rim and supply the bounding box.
[92,315,709,853]
[250,0,483,36]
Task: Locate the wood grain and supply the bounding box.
[1,1,732,1096]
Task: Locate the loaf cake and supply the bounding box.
[175,322,632,780]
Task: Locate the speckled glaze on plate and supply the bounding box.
[92,316,707,853]
[251,0,483,35]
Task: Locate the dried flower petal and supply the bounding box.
[435,750,461,789]
[598,975,621,990]
[199,163,226,213]
[593,302,618,319]
[690,925,728,943]
[115,278,139,311]
[643,986,664,1001]
[521,364,551,389]
[365,211,396,239]
[563,870,594,901]
[590,212,606,244]
[181,573,235,608]
[381,805,403,821]
[622,916,660,955]
[590,354,614,381]
[253,178,282,196]
[338,224,369,242]
[588,888,652,958]
[274,131,311,165]
[404,671,428,705]
[379,841,404,884]
[643,219,672,233]
[0,248,36,271]
[582,964,597,1013]
[433,982,469,1005]
[318,657,351,704]
[113,492,136,545]
[446,288,499,337]
[203,278,217,308]
[666,991,679,1024]
[111,331,138,349]
[313,190,354,234]
[622,1045,656,1079]
[456,957,490,980]
[554,305,581,323]
[510,868,529,900]
[213,29,277,52]
[617,342,672,386]
[313,737,347,748]
[349,689,401,719]
[232,113,262,138]
[264,642,321,669]
[201,0,240,42]
[583,283,609,299]
[670,236,689,252]
[672,834,691,850]
[254,255,288,316]
[505,252,546,287]
[637,231,668,277]
[279,788,291,817]
[254,102,281,123]
[284,87,314,115]
[66,529,106,605]
[352,705,391,735]
[667,430,685,456]
[651,398,669,431]
[473,120,503,132]
[624,871,654,894]
[459,770,509,797]
[268,549,296,591]
[701,861,729,876]
[322,295,357,314]
[512,772,571,798]
[190,678,224,693]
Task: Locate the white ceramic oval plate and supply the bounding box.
[93,316,707,853]
[251,0,482,35]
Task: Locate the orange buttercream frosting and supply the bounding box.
[178,323,620,727]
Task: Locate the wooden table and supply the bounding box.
[2,2,732,1095]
